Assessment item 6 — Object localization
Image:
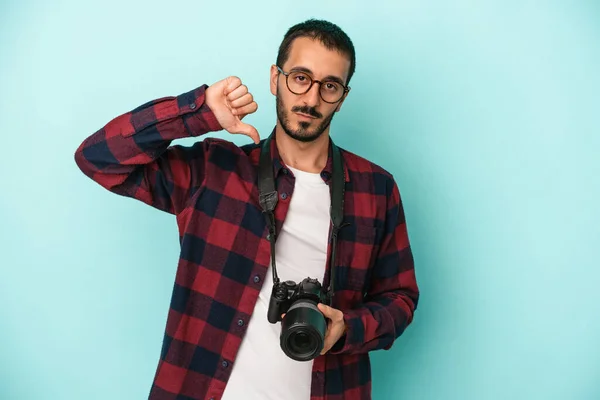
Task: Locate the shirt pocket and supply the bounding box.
[336,222,378,294]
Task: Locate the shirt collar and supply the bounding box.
[267,128,350,184]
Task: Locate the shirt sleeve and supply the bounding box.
[74,84,222,215]
[329,178,420,355]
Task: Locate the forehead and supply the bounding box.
[283,36,351,82]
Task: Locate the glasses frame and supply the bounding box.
[276,66,350,104]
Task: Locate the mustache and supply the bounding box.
[291,105,322,119]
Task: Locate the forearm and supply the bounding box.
[74,84,222,213]
[333,270,418,354]
[75,85,219,188]
[331,180,420,355]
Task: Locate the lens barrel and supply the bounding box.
[280,299,327,361]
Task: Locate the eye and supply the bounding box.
[291,72,310,85]
[323,82,341,92]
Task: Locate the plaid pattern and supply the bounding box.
[74,84,419,400]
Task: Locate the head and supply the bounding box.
[270,19,356,143]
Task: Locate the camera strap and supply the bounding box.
[258,133,346,302]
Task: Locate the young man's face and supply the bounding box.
[271,36,351,143]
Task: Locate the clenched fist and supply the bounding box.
[205,76,260,144]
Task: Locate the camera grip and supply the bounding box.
[267,285,285,324]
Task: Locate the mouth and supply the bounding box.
[295,112,318,120]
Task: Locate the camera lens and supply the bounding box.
[289,330,317,355]
[280,299,327,361]
[292,332,311,351]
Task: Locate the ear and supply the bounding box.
[270,64,279,96]
[334,88,350,112]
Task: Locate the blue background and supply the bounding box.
[1,1,599,399]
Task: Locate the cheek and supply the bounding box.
[277,95,289,112]
[325,106,338,118]
[280,93,298,111]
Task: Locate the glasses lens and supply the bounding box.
[287,71,312,94]
[285,70,345,103]
[320,81,344,103]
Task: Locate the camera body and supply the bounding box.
[267,277,330,361]
[267,277,329,323]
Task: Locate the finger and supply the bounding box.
[226,83,248,102]
[224,76,242,95]
[319,304,344,324]
[229,93,253,109]
[321,333,333,355]
[320,320,333,355]
[318,303,333,317]
[232,101,258,118]
[236,123,260,144]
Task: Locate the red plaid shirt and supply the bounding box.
[74,84,419,400]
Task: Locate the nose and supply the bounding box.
[303,81,321,107]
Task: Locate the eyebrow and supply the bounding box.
[289,66,346,86]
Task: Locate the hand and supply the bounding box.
[280,303,346,355]
[317,303,347,355]
[205,76,260,143]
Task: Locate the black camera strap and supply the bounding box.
[258,133,346,302]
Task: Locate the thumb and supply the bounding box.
[236,122,260,144]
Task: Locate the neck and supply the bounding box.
[274,125,330,173]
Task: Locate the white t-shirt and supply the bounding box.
[221,166,330,400]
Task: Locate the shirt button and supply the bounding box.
[222,360,229,368]
[280,192,288,200]
[253,275,260,283]
[282,168,288,174]
[189,103,196,110]
[237,319,244,326]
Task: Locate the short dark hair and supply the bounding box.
[276,19,356,85]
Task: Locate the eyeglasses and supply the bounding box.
[277,66,349,104]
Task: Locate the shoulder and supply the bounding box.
[338,146,398,195]
[338,146,410,236]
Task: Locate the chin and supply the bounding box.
[276,100,333,143]
[286,127,324,143]
[297,120,313,129]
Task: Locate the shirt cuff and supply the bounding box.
[176,84,223,135]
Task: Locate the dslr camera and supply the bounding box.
[267,277,330,361]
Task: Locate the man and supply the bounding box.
[75,18,419,400]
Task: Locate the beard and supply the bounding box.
[276,89,336,143]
